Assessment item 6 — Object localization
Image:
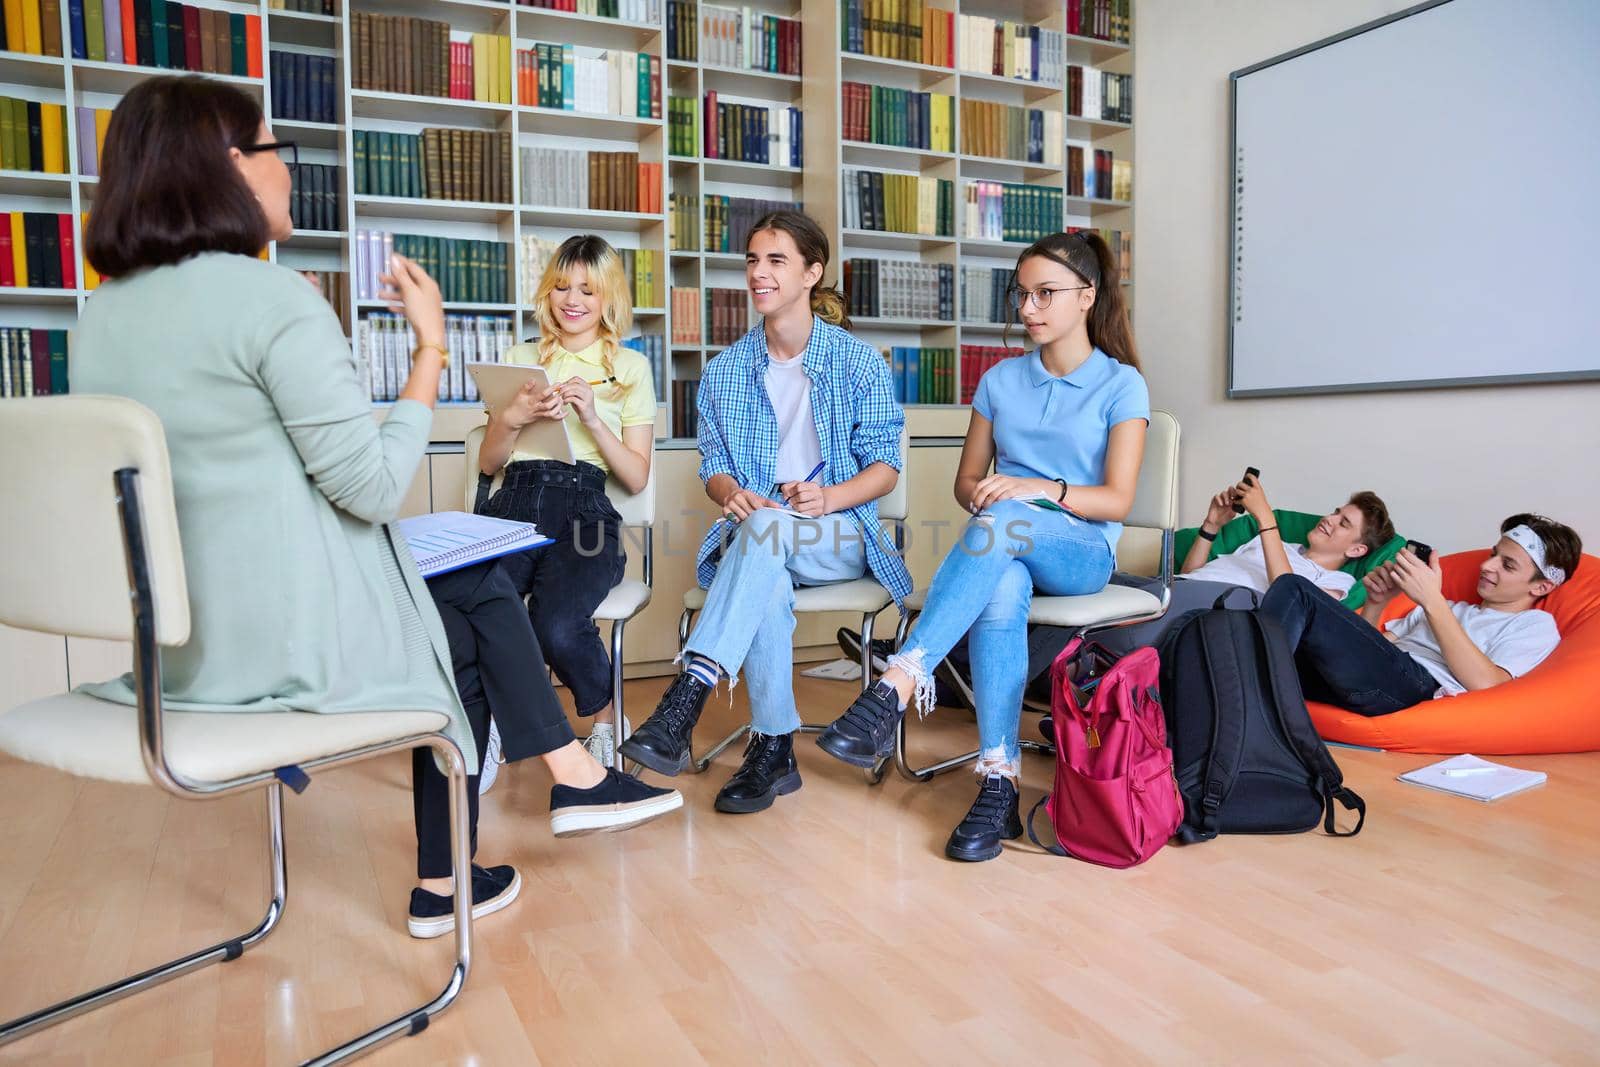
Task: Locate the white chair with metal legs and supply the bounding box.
[679,429,911,785]
[463,426,654,770]
[893,409,1181,782]
[0,397,475,1066]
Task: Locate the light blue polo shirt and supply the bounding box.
[972,348,1150,551]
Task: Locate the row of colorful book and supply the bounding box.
[519,146,662,214]
[1068,67,1132,125]
[699,93,801,166]
[360,312,515,404]
[269,50,337,125]
[1066,0,1132,44]
[1066,145,1131,201]
[956,16,1065,87]
[53,0,262,76]
[840,83,955,154]
[354,230,511,306]
[669,192,697,252]
[885,346,957,406]
[287,163,340,233]
[352,128,515,205]
[0,97,67,174]
[517,43,662,118]
[517,0,662,20]
[839,0,955,68]
[1,212,76,290]
[267,0,333,12]
[701,195,797,255]
[0,1,64,55]
[963,182,1064,245]
[843,169,954,238]
[959,100,1064,166]
[959,345,1025,404]
[669,377,699,438]
[0,327,68,397]
[686,4,801,74]
[844,259,954,322]
[960,266,1017,325]
[702,287,748,346]
[669,286,701,344]
[351,14,513,106]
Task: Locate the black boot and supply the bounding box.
[618,672,712,776]
[714,732,802,814]
[815,681,904,768]
[945,775,1022,862]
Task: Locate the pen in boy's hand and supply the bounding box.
[774,461,827,503]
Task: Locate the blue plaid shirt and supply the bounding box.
[696,317,912,604]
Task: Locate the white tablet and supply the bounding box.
[466,362,575,465]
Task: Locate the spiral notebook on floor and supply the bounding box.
[396,512,552,579]
[1397,754,1548,802]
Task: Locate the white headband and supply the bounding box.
[1505,525,1566,586]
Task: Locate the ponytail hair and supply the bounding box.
[1006,230,1138,370]
[746,209,852,330]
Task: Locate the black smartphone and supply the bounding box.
[1232,466,1260,514]
[1405,540,1434,565]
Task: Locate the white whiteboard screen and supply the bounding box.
[1228,0,1600,396]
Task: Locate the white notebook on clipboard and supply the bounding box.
[466,362,575,464]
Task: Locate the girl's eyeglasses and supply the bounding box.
[1006,284,1092,310]
[239,140,299,168]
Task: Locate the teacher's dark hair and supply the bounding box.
[85,75,269,279]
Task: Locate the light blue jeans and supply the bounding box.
[894,500,1114,775]
[684,508,867,736]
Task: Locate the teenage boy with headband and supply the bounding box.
[1258,513,1581,715]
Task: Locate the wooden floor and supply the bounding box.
[1,672,1597,1066]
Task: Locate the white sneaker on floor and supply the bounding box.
[478,721,503,795]
[583,715,633,768]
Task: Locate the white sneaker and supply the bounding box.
[478,721,503,795]
[583,714,633,769]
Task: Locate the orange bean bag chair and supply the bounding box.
[1307,550,1600,754]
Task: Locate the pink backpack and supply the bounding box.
[1026,639,1183,868]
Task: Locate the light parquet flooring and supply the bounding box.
[1,673,1597,1065]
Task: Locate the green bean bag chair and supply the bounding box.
[1174,509,1406,610]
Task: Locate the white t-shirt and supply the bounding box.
[767,353,823,484]
[1384,602,1561,697]
[1184,536,1356,597]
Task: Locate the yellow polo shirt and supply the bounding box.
[502,340,656,473]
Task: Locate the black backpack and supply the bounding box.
[1156,592,1366,843]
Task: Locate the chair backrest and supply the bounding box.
[463,424,656,528]
[1126,409,1180,533]
[0,395,190,645]
[878,424,911,523]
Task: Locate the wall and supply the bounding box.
[1134,0,1600,554]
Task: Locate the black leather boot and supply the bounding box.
[815,681,904,768]
[618,672,712,776]
[714,732,802,814]
[945,775,1022,862]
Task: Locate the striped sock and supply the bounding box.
[684,655,721,689]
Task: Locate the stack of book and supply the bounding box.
[843,169,954,238]
[1,212,76,290]
[959,345,1025,404]
[960,100,1062,165]
[353,129,514,204]
[885,346,956,405]
[962,181,1063,244]
[360,311,514,404]
[517,0,662,20]
[843,259,954,321]
[697,5,801,75]
[516,43,661,119]
[0,327,68,397]
[667,95,699,156]
[700,93,801,166]
[840,83,954,153]
[355,230,511,305]
[620,333,665,399]
[956,16,1064,85]
[1067,67,1132,124]
[269,51,338,123]
[73,106,111,176]
[670,287,701,344]
[839,0,954,67]
[1066,0,1132,44]
[1,98,68,173]
[0,2,64,55]
[287,163,341,231]
[56,2,262,75]
[703,288,748,346]
[702,195,797,254]
[667,0,698,60]
[670,378,699,438]
[960,266,1017,324]
[669,192,698,251]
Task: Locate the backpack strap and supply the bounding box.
[472,472,494,514]
[1249,613,1368,838]
[1181,616,1250,843]
[1026,796,1071,858]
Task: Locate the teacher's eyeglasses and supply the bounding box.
[1006,284,1092,310]
[239,140,299,168]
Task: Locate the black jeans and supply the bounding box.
[1258,574,1439,717]
[413,560,577,879]
[480,460,626,718]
